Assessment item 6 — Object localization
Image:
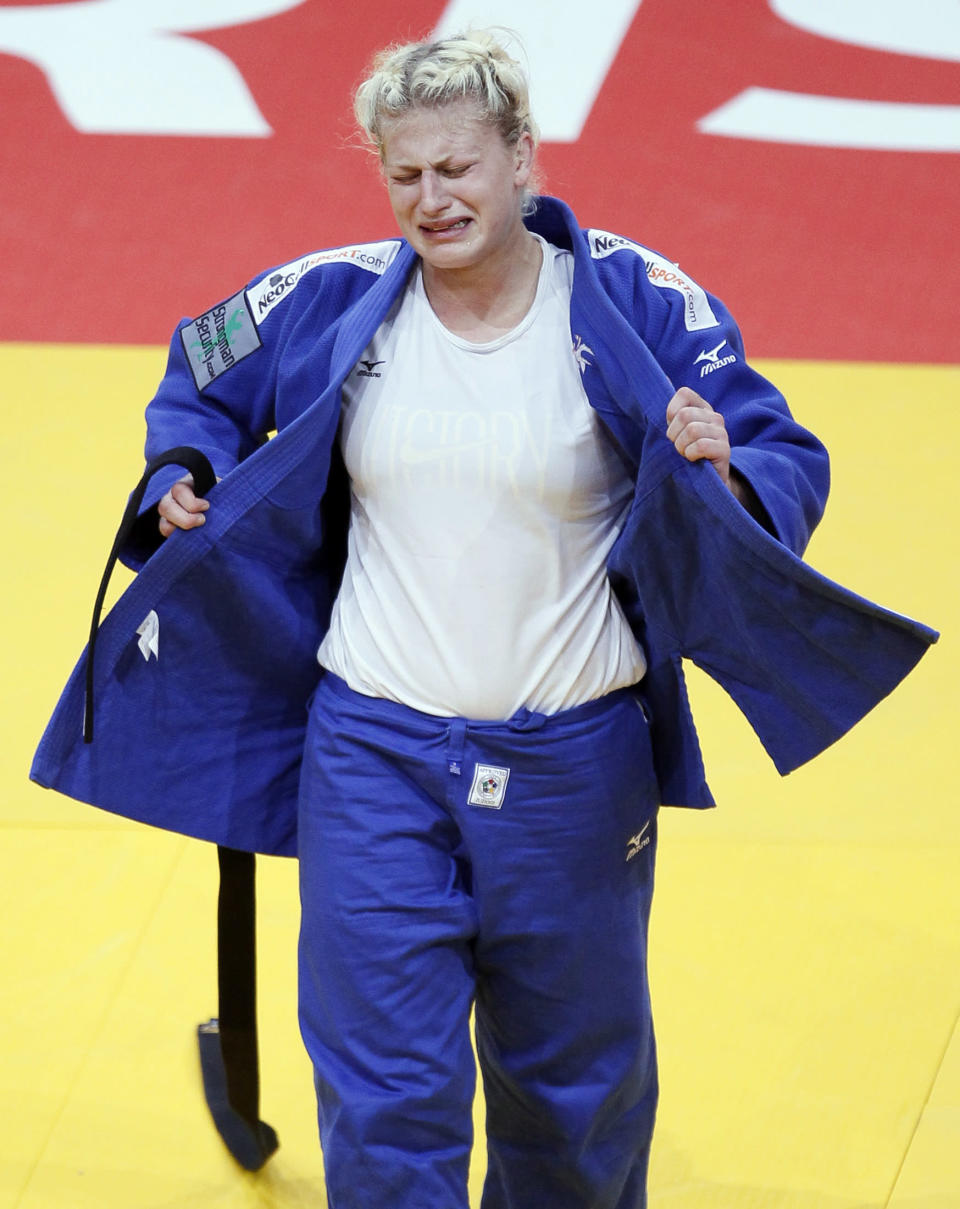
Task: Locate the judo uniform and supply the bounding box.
[31,195,936,1205]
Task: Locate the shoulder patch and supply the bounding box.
[180,291,261,391]
[587,229,719,332]
[247,240,402,325]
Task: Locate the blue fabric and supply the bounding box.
[297,674,659,1209]
[30,196,938,851]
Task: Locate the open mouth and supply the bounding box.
[421,218,470,235]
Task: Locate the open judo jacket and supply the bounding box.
[31,197,937,857]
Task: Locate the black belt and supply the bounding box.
[86,447,277,1171]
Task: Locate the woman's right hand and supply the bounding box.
[158,474,210,538]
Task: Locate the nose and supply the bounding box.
[419,170,450,215]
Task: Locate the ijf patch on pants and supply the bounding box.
[468,763,510,809]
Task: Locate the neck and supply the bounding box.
[422,226,543,342]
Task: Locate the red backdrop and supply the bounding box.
[1,0,957,361]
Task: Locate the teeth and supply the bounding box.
[426,220,467,231]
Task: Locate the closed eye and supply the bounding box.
[388,161,474,185]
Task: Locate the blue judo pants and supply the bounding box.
[297,672,660,1208]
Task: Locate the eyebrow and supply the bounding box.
[387,150,477,173]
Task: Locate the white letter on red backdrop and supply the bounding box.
[698,0,960,151]
[0,0,305,136]
[432,0,643,143]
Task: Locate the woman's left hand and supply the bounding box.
[665,386,732,487]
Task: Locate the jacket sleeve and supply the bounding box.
[122,279,285,569]
[639,256,829,558]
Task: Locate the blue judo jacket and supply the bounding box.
[31,197,937,856]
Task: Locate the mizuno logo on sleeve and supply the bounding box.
[695,339,737,376]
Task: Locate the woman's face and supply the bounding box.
[380,98,534,276]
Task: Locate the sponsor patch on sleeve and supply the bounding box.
[246,240,402,325]
[180,291,262,391]
[588,229,719,331]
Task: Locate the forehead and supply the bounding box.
[380,100,503,166]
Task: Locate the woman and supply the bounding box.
[33,26,933,1209]
[154,33,812,1205]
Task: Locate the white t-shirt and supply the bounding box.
[318,235,646,719]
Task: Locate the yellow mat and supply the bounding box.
[3,346,957,1208]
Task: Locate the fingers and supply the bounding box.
[665,387,731,483]
[670,413,727,461]
[157,473,209,538]
[665,385,706,427]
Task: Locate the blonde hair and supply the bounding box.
[354,29,540,156]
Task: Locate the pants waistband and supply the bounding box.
[316,671,642,734]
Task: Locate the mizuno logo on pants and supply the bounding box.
[626,822,651,861]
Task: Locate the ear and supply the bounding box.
[514,130,535,187]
